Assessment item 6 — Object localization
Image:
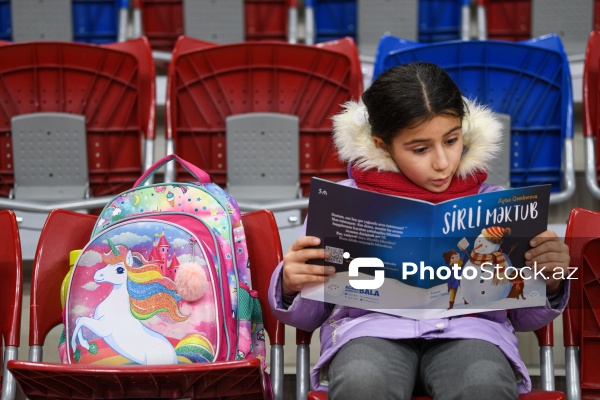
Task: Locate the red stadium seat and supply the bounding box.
[165,35,363,196]
[8,208,287,399]
[479,0,531,41]
[0,210,23,400]
[133,0,296,53]
[0,37,156,203]
[583,31,600,200]
[562,208,600,400]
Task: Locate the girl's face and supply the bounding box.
[374,114,463,193]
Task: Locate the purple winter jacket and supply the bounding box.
[268,180,569,394]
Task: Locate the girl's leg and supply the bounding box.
[328,337,419,400]
[419,339,518,400]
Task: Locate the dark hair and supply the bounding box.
[362,62,466,145]
[442,249,458,265]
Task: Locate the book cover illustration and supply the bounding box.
[301,178,551,319]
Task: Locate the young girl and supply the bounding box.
[268,62,570,400]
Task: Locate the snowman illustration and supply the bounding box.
[460,226,514,306]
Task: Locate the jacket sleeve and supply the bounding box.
[508,279,570,332]
[268,260,334,332]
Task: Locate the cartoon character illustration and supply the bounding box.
[70,240,214,365]
[326,283,342,297]
[166,191,175,207]
[460,226,514,306]
[506,269,526,300]
[442,242,469,309]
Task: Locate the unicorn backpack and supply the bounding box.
[58,154,266,366]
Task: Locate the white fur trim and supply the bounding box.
[457,99,503,178]
[332,101,400,172]
[332,99,503,177]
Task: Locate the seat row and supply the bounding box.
[0,30,592,217]
[2,206,600,400]
[0,31,589,264]
[3,1,597,58]
[0,35,362,214]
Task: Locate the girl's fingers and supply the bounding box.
[525,250,569,266]
[281,236,337,293]
[525,237,568,263]
[285,263,336,278]
[283,265,336,292]
[285,248,329,266]
[288,236,321,252]
[306,264,336,276]
[529,230,559,247]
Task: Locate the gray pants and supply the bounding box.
[328,337,519,400]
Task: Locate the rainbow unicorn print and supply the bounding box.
[64,222,221,365]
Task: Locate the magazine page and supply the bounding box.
[302,178,435,317]
[301,178,551,319]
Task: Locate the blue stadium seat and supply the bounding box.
[372,33,575,204]
[418,0,465,42]
[304,0,467,46]
[4,0,128,43]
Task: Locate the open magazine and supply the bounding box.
[301,177,551,319]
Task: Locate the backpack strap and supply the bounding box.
[135,154,211,186]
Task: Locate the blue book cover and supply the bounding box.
[301,177,551,319]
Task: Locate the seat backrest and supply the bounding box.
[226,113,300,201]
[574,237,600,398]
[310,0,358,43]
[243,210,285,348]
[136,0,184,52]
[11,113,88,201]
[9,0,127,44]
[244,0,289,42]
[531,0,592,57]
[0,2,10,42]
[483,0,593,55]
[0,37,156,199]
[417,0,463,43]
[373,34,573,200]
[243,209,286,399]
[582,30,600,199]
[183,0,244,43]
[563,207,600,399]
[167,35,363,196]
[0,210,23,348]
[137,0,290,52]
[357,0,418,57]
[0,210,23,400]
[484,0,532,41]
[28,209,97,347]
[11,0,72,42]
[310,0,463,46]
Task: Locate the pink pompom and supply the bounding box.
[175,263,208,302]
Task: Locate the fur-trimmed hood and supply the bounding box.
[332,98,503,179]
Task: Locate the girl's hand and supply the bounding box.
[281,236,336,297]
[525,230,570,295]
